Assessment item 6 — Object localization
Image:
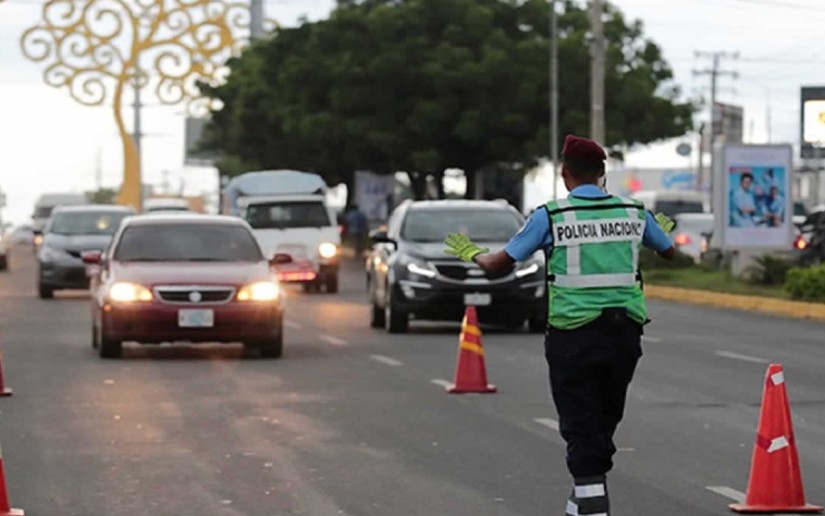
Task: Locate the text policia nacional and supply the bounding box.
[554,218,645,245]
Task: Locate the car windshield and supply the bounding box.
[245,201,332,229]
[402,208,522,242]
[34,206,53,218]
[114,223,263,262]
[655,200,704,217]
[675,217,713,234]
[49,211,129,236]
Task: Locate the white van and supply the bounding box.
[33,193,88,231]
[630,190,709,217]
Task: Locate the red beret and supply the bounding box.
[562,135,606,161]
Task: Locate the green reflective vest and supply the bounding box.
[545,195,648,330]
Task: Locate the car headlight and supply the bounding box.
[39,245,62,262]
[109,282,153,302]
[237,281,280,301]
[515,263,541,278]
[33,234,44,246]
[407,262,436,278]
[318,242,338,259]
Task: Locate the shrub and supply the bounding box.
[639,248,695,270]
[785,265,825,302]
[745,255,794,286]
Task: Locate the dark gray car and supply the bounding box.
[37,205,135,298]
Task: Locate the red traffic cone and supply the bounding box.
[0,348,12,397]
[730,364,822,513]
[0,439,24,515]
[447,307,496,394]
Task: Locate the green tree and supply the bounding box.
[201,0,692,199]
[87,188,117,205]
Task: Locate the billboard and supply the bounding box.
[800,87,825,159]
[714,144,793,249]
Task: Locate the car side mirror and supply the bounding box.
[32,229,43,237]
[370,229,397,248]
[270,253,293,266]
[81,251,102,265]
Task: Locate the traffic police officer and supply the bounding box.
[444,135,675,516]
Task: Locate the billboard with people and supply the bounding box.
[715,144,793,249]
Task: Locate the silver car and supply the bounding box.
[37,205,135,298]
[673,213,714,263]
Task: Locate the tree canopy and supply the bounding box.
[200,0,693,198]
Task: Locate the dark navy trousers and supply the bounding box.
[544,321,642,478]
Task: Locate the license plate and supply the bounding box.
[464,293,492,306]
[178,309,214,328]
[85,264,99,277]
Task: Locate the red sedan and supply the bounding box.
[84,215,289,359]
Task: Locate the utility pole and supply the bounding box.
[693,51,738,197]
[550,0,559,199]
[132,75,144,211]
[250,0,264,40]
[95,146,102,190]
[589,0,605,145]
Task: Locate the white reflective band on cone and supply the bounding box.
[565,500,607,516]
[553,273,637,288]
[575,483,606,498]
[768,435,790,453]
[770,372,785,386]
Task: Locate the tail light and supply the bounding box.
[338,225,345,235]
[673,233,692,246]
[794,235,808,250]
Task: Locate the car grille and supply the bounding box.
[434,263,510,281]
[155,287,235,305]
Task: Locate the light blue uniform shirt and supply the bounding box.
[732,187,756,228]
[505,185,674,261]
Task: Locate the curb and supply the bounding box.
[646,285,825,323]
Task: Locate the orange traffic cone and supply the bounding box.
[447,307,496,394]
[730,364,822,514]
[0,348,12,397]
[0,439,24,515]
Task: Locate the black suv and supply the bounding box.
[366,200,545,333]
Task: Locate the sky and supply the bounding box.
[2,0,825,224]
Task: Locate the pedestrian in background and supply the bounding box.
[344,204,369,257]
[443,135,676,516]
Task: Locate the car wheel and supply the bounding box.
[528,317,546,334]
[386,292,408,334]
[259,313,284,358]
[325,273,339,294]
[98,334,122,359]
[303,281,320,293]
[370,299,386,329]
[38,282,54,299]
[0,256,7,271]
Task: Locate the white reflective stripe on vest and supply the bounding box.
[619,198,645,272]
[555,199,580,275]
[553,273,637,288]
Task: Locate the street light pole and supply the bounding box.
[250,0,264,40]
[550,0,559,200]
[589,0,605,145]
[132,75,143,212]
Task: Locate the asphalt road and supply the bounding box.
[1,245,824,516]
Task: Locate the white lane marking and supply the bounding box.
[706,486,745,503]
[715,351,769,364]
[642,336,662,343]
[370,355,403,367]
[431,379,453,389]
[534,417,560,431]
[319,334,348,346]
[284,321,303,330]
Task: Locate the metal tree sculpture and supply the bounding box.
[21,0,248,209]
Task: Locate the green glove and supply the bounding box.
[443,233,489,263]
[655,212,676,234]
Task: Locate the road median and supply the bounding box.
[646,284,825,323]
